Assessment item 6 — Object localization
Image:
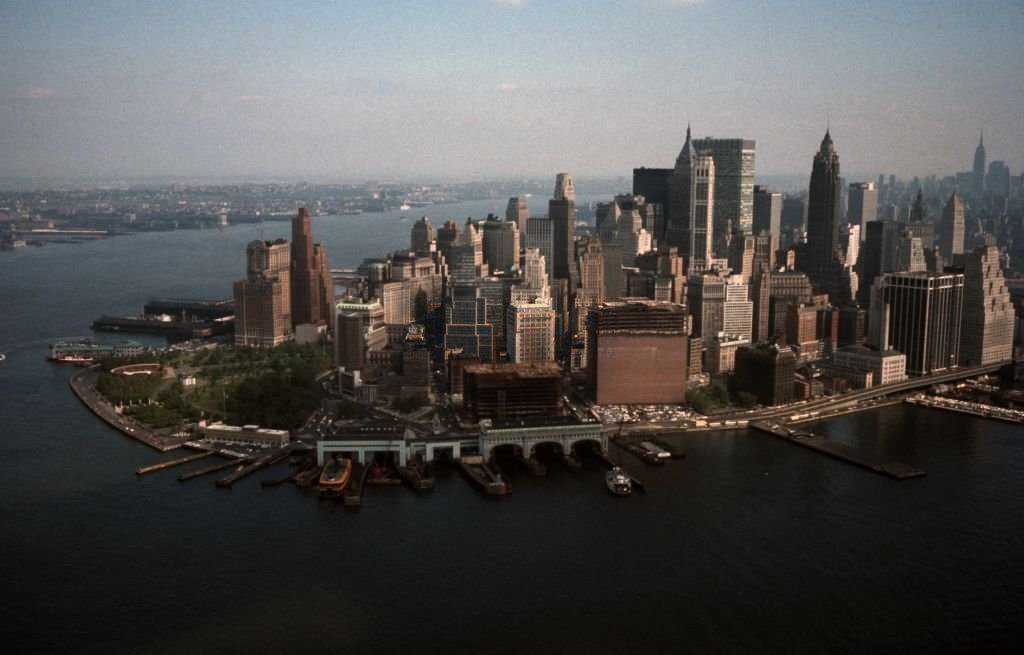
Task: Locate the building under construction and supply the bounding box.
[463,362,564,422]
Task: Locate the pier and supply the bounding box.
[135,449,217,476]
[905,394,1024,425]
[215,446,294,488]
[179,453,254,481]
[750,421,926,480]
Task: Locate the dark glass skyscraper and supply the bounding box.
[549,173,576,285]
[692,136,756,257]
[800,130,848,304]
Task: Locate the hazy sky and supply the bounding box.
[1,0,1021,182]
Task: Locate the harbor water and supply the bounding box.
[1,201,1022,653]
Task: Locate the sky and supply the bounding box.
[0,0,1022,183]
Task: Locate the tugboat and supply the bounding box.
[0,353,6,363]
[605,466,632,496]
[318,456,353,498]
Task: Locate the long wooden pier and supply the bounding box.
[135,449,217,476]
[750,421,926,480]
[215,446,294,488]
[178,454,254,482]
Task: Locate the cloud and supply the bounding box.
[492,0,525,7]
[496,82,518,93]
[669,0,705,6]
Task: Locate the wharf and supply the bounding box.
[750,421,925,480]
[69,366,189,452]
[179,453,254,481]
[905,395,1024,425]
[136,449,217,475]
[215,445,294,488]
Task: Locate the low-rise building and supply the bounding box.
[831,345,907,386]
[203,422,290,448]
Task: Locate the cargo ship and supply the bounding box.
[48,339,144,365]
[318,456,353,498]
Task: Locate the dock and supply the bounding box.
[750,421,926,480]
[178,454,254,481]
[135,449,217,476]
[905,395,1024,425]
[215,445,294,488]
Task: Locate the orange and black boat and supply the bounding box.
[318,456,353,498]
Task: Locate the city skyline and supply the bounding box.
[1,1,1023,182]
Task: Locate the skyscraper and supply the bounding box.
[987,160,1011,200]
[722,276,753,341]
[290,207,321,327]
[436,220,460,265]
[847,182,878,237]
[410,216,434,254]
[549,173,576,284]
[799,130,848,304]
[506,300,556,365]
[481,215,520,274]
[973,131,986,197]
[525,217,554,279]
[234,239,292,347]
[961,244,1014,366]
[938,192,965,266]
[868,272,964,375]
[577,237,606,306]
[505,196,529,236]
[668,126,715,271]
[753,185,782,240]
[692,136,756,256]
[686,270,725,339]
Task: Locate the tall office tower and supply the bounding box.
[727,233,755,283]
[753,185,782,240]
[477,276,514,352]
[858,219,899,305]
[895,231,927,273]
[313,243,334,327]
[752,270,814,343]
[598,194,653,267]
[961,244,1014,366]
[692,136,757,255]
[290,207,321,327]
[733,343,797,405]
[506,300,556,364]
[436,220,460,265]
[909,189,925,223]
[234,239,293,347]
[938,192,965,266]
[800,130,849,304]
[525,217,554,279]
[334,298,387,373]
[506,196,529,236]
[448,224,484,284]
[973,131,986,197]
[550,173,577,284]
[481,215,520,274]
[781,195,807,232]
[444,285,495,363]
[987,161,1011,200]
[410,216,434,254]
[722,276,753,341]
[842,225,860,268]
[751,231,776,277]
[785,303,819,360]
[686,270,726,339]
[577,238,606,306]
[586,300,689,405]
[868,272,964,375]
[516,248,550,302]
[847,182,878,236]
[668,126,715,270]
[633,167,674,243]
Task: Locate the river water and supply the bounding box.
[1,200,1021,653]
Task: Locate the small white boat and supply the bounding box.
[605,466,632,496]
